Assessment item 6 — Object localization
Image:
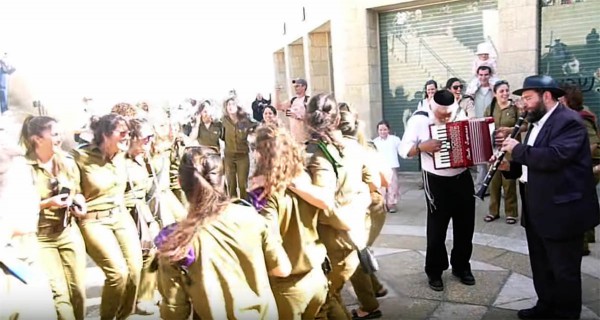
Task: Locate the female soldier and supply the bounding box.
[0,134,55,319]
[71,113,143,320]
[21,116,87,320]
[483,81,519,224]
[168,121,189,208]
[252,124,328,319]
[338,111,391,320]
[188,100,223,152]
[156,146,291,320]
[124,117,161,315]
[305,94,372,320]
[222,97,258,199]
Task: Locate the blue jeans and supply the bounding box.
[0,88,8,114]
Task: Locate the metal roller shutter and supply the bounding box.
[539,0,600,115]
[379,0,498,171]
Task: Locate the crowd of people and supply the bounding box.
[0,70,599,320]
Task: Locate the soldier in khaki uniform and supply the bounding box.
[156,146,291,320]
[483,81,519,224]
[0,136,56,320]
[338,111,392,319]
[125,118,161,315]
[168,123,189,208]
[21,116,88,320]
[71,114,143,320]
[305,94,372,320]
[222,97,258,199]
[187,100,223,152]
[250,125,329,319]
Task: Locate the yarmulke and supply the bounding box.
[433,90,455,107]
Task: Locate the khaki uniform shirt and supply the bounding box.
[168,139,185,191]
[222,116,257,154]
[71,145,127,212]
[196,122,222,152]
[485,102,519,161]
[307,139,371,252]
[158,203,285,320]
[27,152,79,237]
[261,190,327,275]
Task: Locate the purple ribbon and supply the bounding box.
[154,223,196,268]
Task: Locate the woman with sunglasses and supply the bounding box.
[446,77,475,119]
[483,81,521,225]
[156,146,291,319]
[188,100,223,152]
[124,117,161,315]
[20,115,88,320]
[71,113,143,320]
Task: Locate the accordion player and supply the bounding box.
[429,117,495,169]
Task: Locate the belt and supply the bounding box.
[80,207,119,221]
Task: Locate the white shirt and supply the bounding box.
[399,103,468,177]
[519,103,559,183]
[373,135,402,169]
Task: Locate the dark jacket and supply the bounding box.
[252,97,271,122]
[503,104,600,239]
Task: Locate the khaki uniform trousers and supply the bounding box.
[138,251,157,304]
[350,192,387,313]
[0,257,55,319]
[38,224,87,320]
[270,267,328,320]
[78,209,143,320]
[224,152,250,200]
[488,171,518,218]
[316,248,359,320]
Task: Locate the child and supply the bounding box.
[466,42,500,96]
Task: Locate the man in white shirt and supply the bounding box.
[399,90,476,292]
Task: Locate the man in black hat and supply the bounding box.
[399,90,476,292]
[500,75,600,319]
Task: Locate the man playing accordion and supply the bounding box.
[399,90,476,292]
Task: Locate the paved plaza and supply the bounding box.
[81,172,600,319]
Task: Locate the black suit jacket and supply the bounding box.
[503,104,600,239]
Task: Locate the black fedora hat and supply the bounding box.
[513,75,565,97]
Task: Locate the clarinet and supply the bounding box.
[474,111,528,200]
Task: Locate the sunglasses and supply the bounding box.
[452,85,464,90]
[116,130,130,138]
[140,134,154,144]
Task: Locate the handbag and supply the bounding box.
[356,246,379,274]
[126,161,156,254]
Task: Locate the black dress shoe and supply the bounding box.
[428,277,444,291]
[517,307,553,319]
[452,270,476,285]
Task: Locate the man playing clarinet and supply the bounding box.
[399,90,476,292]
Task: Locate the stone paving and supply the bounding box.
[83,172,600,319]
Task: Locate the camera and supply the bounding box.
[58,187,82,211]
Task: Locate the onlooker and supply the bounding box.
[0,53,16,115]
[252,93,271,122]
[287,78,310,143]
[446,77,475,119]
[417,80,438,111]
[560,83,600,256]
[500,75,600,320]
[373,120,402,213]
[469,66,496,191]
[482,81,520,224]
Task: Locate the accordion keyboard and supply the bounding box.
[431,125,451,169]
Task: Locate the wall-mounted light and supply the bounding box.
[302,7,306,21]
[283,22,287,35]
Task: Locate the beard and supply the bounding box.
[526,101,547,123]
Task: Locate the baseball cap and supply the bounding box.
[292,78,307,87]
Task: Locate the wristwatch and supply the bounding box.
[415,142,421,154]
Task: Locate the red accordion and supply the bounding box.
[429,117,495,169]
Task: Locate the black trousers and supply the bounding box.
[521,183,584,318]
[423,170,475,277]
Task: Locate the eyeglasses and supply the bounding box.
[141,134,154,144]
[452,85,464,90]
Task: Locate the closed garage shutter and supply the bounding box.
[539,0,600,115]
[379,0,499,171]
